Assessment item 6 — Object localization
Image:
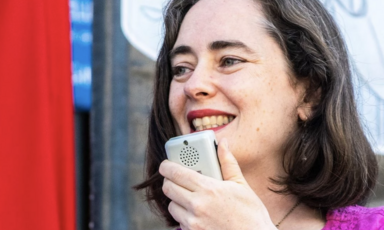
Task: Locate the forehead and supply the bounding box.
[174,0,268,49]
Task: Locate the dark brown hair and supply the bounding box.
[134,0,378,226]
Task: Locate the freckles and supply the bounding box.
[253,99,261,106]
[235,89,244,97]
[168,99,179,110]
[170,94,184,104]
[256,127,260,132]
[169,95,186,117]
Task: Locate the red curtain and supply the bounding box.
[0,0,76,229]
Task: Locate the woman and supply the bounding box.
[135,0,383,229]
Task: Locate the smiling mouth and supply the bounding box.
[192,115,235,131]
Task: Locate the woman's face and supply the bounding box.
[168,0,306,170]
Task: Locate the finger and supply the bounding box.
[168,200,188,226]
[217,138,247,184]
[159,160,207,191]
[163,178,193,208]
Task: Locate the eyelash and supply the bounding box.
[172,57,245,77]
[172,66,192,77]
[219,57,244,67]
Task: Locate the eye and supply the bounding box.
[172,66,192,77]
[220,57,244,67]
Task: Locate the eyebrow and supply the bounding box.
[169,45,193,60]
[169,40,255,60]
[209,40,255,54]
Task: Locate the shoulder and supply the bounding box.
[323,205,384,230]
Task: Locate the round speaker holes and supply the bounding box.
[183,140,188,145]
[180,146,199,167]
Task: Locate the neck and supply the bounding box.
[243,170,297,225]
[241,159,325,230]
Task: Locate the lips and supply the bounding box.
[187,109,236,132]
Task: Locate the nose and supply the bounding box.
[183,64,217,100]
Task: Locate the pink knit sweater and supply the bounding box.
[323,205,384,229]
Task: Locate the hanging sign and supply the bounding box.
[71,0,93,111]
[121,0,165,61]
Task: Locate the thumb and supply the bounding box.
[218,138,247,184]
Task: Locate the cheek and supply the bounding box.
[168,82,186,123]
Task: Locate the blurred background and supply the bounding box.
[82,0,384,229]
[0,0,383,230]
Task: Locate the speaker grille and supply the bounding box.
[180,146,199,166]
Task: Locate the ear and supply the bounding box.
[297,87,321,121]
[297,105,310,122]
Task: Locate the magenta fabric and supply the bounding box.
[323,205,384,230]
[175,205,384,230]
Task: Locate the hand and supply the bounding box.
[159,138,277,230]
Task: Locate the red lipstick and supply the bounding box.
[187,109,236,133]
[187,109,235,122]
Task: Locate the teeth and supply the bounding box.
[210,116,216,124]
[193,118,202,127]
[217,115,223,125]
[202,117,210,126]
[192,115,234,131]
